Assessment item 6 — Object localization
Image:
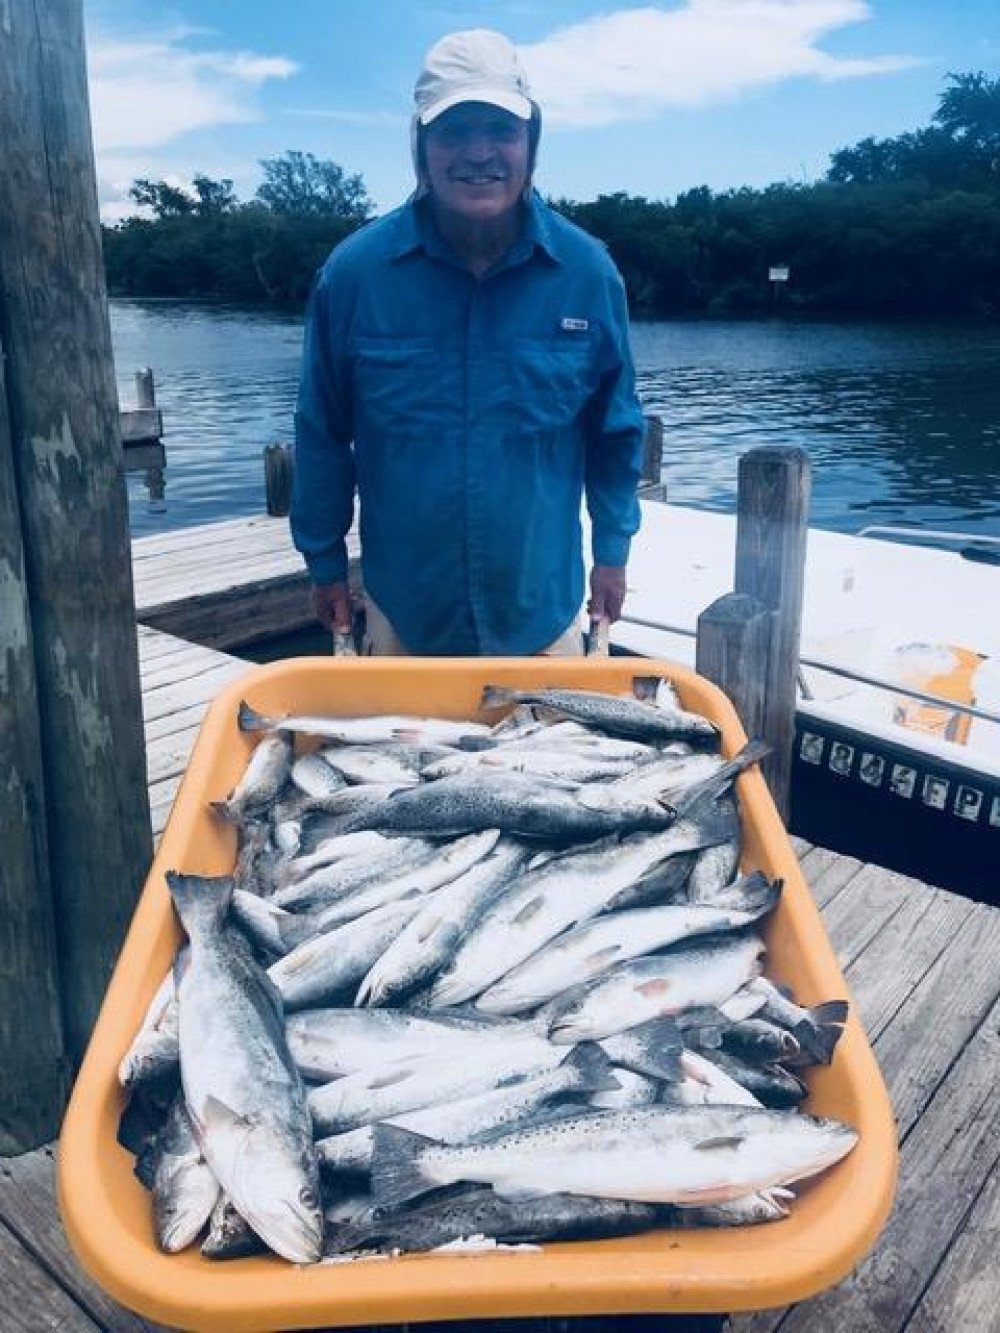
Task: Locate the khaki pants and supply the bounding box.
[362,598,584,657]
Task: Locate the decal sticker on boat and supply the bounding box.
[921,775,950,811]
[828,742,854,777]
[800,733,825,765]
[858,753,885,787]
[954,786,983,822]
[889,765,917,799]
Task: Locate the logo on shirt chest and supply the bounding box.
[560,317,589,332]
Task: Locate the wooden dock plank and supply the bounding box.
[796,845,866,910]
[767,990,1000,1333]
[813,861,914,970]
[0,1220,104,1333]
[731,900,1000,1333]
[0,1147,161,1333]
[842,884,975,1042]
[140,661,248,724]
[905,1164,1000,1333]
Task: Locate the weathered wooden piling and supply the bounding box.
[121,367,166,504]
[721,447,810,819]
[0,0,153,1104]
[0,339,69,1152]
[638,414,667,500]
[264,441,295,517]
[696,591,773,744]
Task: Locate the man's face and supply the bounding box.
[423,102,530,224]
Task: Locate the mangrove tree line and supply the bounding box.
[102,72,1000,316]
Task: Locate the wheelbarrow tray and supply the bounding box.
[59,657,897,1332]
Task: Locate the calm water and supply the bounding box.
[111,300,1000,541]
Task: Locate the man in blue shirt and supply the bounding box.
[291,29,645,655]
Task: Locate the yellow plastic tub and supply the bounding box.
[59,657,897,1332]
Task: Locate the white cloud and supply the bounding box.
[87,31,297,151]
[86,27,298,220]
[520,0,924,129]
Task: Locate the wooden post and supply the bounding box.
[696,592,773,743]
[638,413,667,501]
[135,367,155,408]
[0,1,153,1069]
[733,447,811,821]
[265,442,295,517]
[0,336,69,1152]
[132,368,165,504]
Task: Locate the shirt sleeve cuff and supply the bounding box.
[592,533,631,568]
[305,546,349,586]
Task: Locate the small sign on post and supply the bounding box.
[769,264,790,311]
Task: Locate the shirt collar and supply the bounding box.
[390,191,563,268]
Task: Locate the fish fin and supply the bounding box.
[490,1182,550,1202]
[202,1094,254,1138]
[456,736,499,753]
[132,1138,159,1190]
[695,1135,745,1152]
[511,894,546,926]
[237,700,271,733]
[166,871,233,938]
[561,1041,621,1093]
[391,727,421,744]
[369,1124,436,1212]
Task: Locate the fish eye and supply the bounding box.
[299,1185,318,1208]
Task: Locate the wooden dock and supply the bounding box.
[0,615,996,1331]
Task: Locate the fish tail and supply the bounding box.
[674,796,740,850]
[719,871,783,918]
[630,675,663,702]
[667,738,771,816]
[276,911,320,952]
[166,871,233,940]
[369,1124,437,1212]
[479,684,521,711]
[562,1041,620,1093]
[237,699,272,733]
[796,1000,849,1064]
[614,1018,683,1081]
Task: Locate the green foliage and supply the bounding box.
[103,74,1000,316]
[255,150,372,221]
[104,155,371,303]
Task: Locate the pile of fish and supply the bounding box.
[118,677,854,1266]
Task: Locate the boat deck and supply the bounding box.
[2,625,997,1331]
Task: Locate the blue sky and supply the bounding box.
[84,1,1000,222]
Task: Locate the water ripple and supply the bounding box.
[113,302,1000,541]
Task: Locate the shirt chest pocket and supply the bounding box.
[503,336,595,435]
[350,337,446,439]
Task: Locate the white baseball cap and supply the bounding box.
[414,30,533,126]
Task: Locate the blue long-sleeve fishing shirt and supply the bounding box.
[291,192,644,655]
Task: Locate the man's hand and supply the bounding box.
[588,565,628,623]
[311,582,353,633]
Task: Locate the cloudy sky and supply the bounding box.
[84,0,999,221]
